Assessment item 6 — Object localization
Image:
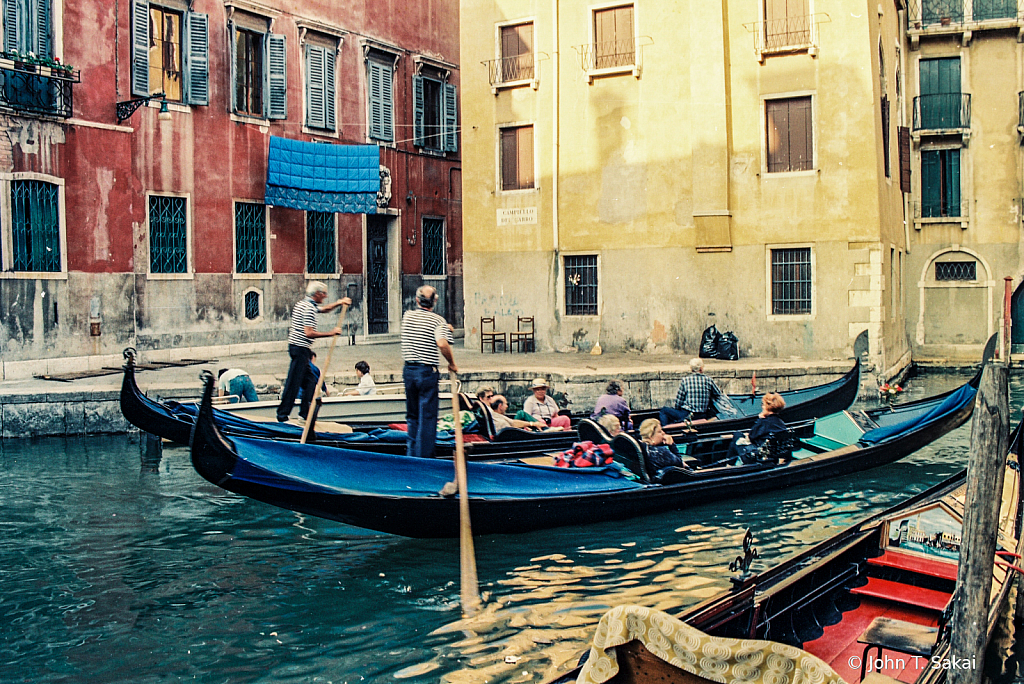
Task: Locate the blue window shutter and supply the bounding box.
[324,48,336,131]
[33,0,48,57]
[412,74,424,146]
[3,0,17,53]
[305,43,325,128]
[184,12,208,106]
[380,60,393,141]
[443,83,457,152]
[946,149,960,214]
[267,33,287,119]
[131,0,149,96]
[368,59,392,141]
[229,24,237,111]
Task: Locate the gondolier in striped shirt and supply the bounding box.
[401,285,457,459]
[275,282,351,423]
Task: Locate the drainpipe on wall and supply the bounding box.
[551,0,559,255]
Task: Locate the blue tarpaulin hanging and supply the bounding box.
[265,136,380,214]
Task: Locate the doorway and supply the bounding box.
[366,215,390,334]
[1012,282,1024,354]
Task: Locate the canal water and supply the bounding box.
[2,369,1022,684]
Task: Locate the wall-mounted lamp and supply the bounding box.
[158,99,171,121]
[116,92,167,124]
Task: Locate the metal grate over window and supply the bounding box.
[244,290,261,319]
[306,211,335,275]
[235,202,267,273]
[771,248,812,315]
[11,179,60,272]
[149,196,187,274]
[935,261,976,281]
[564,255,598,316]
[422,218,446,275]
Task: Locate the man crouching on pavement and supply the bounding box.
[401,285,457,459]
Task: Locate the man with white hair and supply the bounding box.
[276,281,351,423]
[659,358,724,426]
[401,284,456,459]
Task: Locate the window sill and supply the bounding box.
[415,146,449,157]
[762,169,817,178]
[756,44,817,62]
[422,274,446,281]
[303,126,339,139]
[233,272,273,280]
[492,78,539,95]
[563,313,600,319]
[369,137,396,148]
[305,273,341,279]
[914,216,969,230]
[146,272,194,281]
[231,113,270,127]
[586,64,638,83]
[766,312,814,322]
[923,280,983,288]
[148,100,190,115]
[0,270,67,280]
[498,186,540,195]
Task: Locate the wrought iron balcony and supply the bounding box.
[913,200,970,225]
[912,93,971,132]
[575,39,636,72]
[483,55,536,87]
[0,55,79,118]
[907,0,1021,30]
[744,14,829,61]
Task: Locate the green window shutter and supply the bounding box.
[267,33,287,119]
[3,0,17,53]
[33,0,48,57]
[368,59,392,141]
[324,48,335,131]
[305,44,325,128]
[920,150,940,217]
[412,74,425,146]
[131,0,149,96]
[443,83,457,152]
[229,24,237,111]
[945,149,960,215]
[184,12,208,106]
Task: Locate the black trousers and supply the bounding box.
[276,344,315,421]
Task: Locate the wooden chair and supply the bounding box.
[509,316,535,353]
[480,316,506,353]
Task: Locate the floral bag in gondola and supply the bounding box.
[553,441,614,468]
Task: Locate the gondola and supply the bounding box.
[121,347,861,456]
[548,421,1023,684]
[189,365,979,538]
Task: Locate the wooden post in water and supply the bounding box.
[949,362,1009,684]
[1004,277,1013,362]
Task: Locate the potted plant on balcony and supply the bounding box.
[940,16,951,25]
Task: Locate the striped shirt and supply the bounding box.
[287,297,320,348]
[401,308,453,365]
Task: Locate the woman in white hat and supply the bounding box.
[522,377,572,429]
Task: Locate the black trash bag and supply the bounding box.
[716,331,739,361]
[699,325,721,358]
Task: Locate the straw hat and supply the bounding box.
[530,377,549,389]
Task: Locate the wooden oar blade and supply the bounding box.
[450,372,481,616]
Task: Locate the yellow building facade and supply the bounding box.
[462,0,911,374]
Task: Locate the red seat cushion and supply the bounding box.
[868,551,958,582]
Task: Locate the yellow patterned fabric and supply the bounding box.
[576,605,847,684]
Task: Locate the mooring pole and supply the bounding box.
[1004,277,1013,363]
[949,362,1009,684]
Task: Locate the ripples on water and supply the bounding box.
[0,370,1018,684]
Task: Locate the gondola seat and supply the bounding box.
[611,433,651,483]
[578,418,613,445]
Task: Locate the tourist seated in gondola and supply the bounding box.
[343,360,376,396]
[598,414,622,437]
[638,418,685,471]
[590,380,633,430]
[490,395,547,432]
[522,378,572,429]
[726,392,787,465]
[659,358,725,427]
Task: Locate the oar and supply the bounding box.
[450,371,482,616]
[301,303,349,445]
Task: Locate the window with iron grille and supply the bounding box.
[771,248,812,315]
[766,97,813,173]
[235,202,267,274]
[306,211,335,274]
[10,179,60,272]
[244,290,261,319]
[422,217,445,275]
[565,255,598,316]
[593,5,634,69]
[148,195,187,274]
[935,261,976,281]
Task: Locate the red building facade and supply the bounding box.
[0,0,461,364]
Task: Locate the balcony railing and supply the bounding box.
[907,0,1021,29]
[913,200,970,223]
[483,54,536,87]
[576,39,636,71]
[912,93,971,131]
[0,56,79,118]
